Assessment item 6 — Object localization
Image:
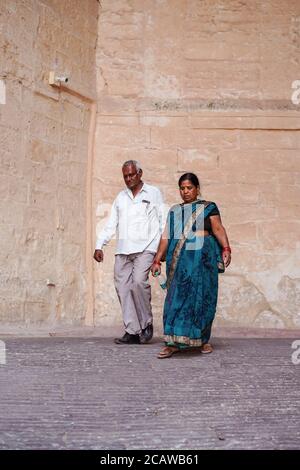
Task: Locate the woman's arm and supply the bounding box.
[210,215,231,267]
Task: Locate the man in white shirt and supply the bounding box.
[94,160,164,345]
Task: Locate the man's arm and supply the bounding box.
[94,199,118,263]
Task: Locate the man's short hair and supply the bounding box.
[122,160,142,172]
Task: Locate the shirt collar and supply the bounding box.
[141,183,148,193]
[125,182,148,198]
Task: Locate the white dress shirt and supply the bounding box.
[95,183,165,255]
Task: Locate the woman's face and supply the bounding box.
[179,179,199,203]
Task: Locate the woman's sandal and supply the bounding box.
[200,343,213,354]
[157,346,179,359]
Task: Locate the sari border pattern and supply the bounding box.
[164,334,203,347]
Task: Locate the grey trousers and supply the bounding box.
[114,251,155,335]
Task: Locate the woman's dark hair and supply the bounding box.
[178,172,200,188]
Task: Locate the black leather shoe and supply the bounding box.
[140,323,153,344]
[114,332,140,345]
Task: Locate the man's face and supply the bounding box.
[122,164,142,190]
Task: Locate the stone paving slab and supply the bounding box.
[0,337,299,450]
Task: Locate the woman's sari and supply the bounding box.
[163,200,221,349]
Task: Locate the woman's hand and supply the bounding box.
[222,250,231,268]
[151,260,161,276]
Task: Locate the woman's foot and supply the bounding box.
[157,346,179,359]
[200,343,213,354]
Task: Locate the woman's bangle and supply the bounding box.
[222,246,231,253]
[153,259,161,265]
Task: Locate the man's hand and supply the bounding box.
[94,249,104,263]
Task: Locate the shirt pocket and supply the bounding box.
[139,200,151,216]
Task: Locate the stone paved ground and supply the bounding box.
[0,337,299,450]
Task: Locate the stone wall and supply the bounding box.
[0,0,98,326]
[94,0,300,332]
[0,0,299,332]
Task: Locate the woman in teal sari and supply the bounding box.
[151,173,231,358]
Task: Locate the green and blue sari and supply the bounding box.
[163,200,222,349]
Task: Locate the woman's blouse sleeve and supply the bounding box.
[209,204,220,217]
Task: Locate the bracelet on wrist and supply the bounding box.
[222,246,231,253]
[153,260,161,265]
